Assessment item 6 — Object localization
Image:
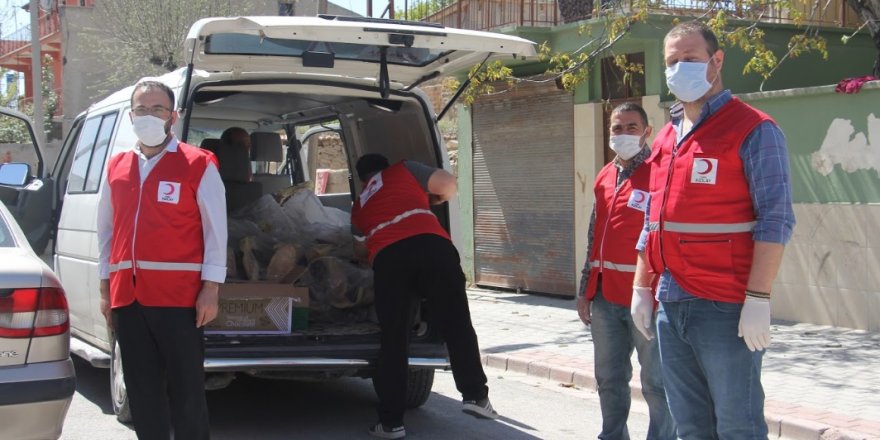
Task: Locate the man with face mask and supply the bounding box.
[97,79,227,439]
[631,22,795,439]
[577,103,675,440]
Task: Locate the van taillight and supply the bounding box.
[0,287,69,338]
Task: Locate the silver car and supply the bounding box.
[0,109,76,439]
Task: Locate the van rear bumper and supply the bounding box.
[204,357,449,372]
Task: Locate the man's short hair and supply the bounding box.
[356,154,390,182]
[131,80,176,109]
[611,102,649,127]
[664,21,720,57]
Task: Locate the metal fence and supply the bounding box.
[420,0,562,29]
[0,12,61,58]
[407,0,858,31]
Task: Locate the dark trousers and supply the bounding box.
[113,301,209,440]
[372,233,489,426]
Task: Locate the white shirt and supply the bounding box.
[97,136,227,283]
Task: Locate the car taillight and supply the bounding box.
[0,287,69,338]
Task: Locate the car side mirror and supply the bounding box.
[0,162,32,187]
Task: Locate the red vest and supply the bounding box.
[107,142,217,308]
[645,98,773,303]
[351,162,450,262]
[584,160,651,306]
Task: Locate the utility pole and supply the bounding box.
[29,0,44,146]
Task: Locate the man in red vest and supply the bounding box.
[351,154,496,439]
[97,80,227,440]
[631,22,795,439]
[578,103,675,439]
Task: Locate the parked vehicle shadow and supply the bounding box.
[71,356,116,416]
[207,374,544,439]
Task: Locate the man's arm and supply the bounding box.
[96,169,114,326]
[195,162,227,327]
[426,169,457,204]
[402,160,457,204]
[738,120,795,351]
[576,202,597,325]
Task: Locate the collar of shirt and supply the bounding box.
[671,89,732,141]
[612,145,651,187]
[135,135,179,163]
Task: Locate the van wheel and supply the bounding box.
[110,338,132,423]
[405,368,434,408]
[372,368,435,409]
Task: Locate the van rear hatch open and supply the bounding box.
[181,15,537,103]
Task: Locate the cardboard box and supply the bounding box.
[206,282,309,334]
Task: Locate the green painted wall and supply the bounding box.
[457,104,476,282]
[741,83,880,204]
[503,15,876,104]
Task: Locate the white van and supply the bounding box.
[5,15,535,421]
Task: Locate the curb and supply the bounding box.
[480,353,880,440]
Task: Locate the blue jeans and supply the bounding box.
[657,299,767,440]
[592,289,676,440]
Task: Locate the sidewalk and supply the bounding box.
[466,288,880,440]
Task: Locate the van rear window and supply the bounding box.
[204,33,448,67]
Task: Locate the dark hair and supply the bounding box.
[611,102,649,127]
[356,154,390,182]
[131,80,175,109]
[664,21,720,57]
[221,127,249,145]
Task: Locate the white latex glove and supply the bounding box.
[738,296,771,351]
[630,286,655,340]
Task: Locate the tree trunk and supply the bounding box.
[846,0,880,75]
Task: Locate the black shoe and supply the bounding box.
[368,422,406,439]
[462,397,499,419]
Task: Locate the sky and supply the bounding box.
[1,0,30,38]
[329,0,368,17]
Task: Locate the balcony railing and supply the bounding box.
[0,12,61,58]
[423,0,562,29]
[647,0,860,28]
[417,0,859,31]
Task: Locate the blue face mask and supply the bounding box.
[665,61,714,103]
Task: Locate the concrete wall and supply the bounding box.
[740,82,880,330]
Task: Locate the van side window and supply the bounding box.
[67,112,118,194]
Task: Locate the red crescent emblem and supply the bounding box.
[696,159,714,175]
[163,183,175,196]
[633,191,646,203]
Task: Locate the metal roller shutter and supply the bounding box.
[472,80,574,295]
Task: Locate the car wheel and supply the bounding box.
[110,337,132,423]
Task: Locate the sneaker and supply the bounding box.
[368,422,406,439]
[462,397,499,419]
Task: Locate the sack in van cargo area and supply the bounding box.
[281,187,349,228]
[301,256,374,310]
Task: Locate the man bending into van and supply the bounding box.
[351,154,496,439]
[97,79,227,439]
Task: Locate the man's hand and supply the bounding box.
[99,279,112,329]
[630,286,655,340]
[738,296,771,351]
[195,281,220,328]
[576,297,591,325]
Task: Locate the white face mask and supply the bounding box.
[665,61,714,103]
[132,115,169,147]
[609,134,643,160]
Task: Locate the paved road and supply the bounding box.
[61,356,649,439]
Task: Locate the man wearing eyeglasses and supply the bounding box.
[97,79,227,439]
